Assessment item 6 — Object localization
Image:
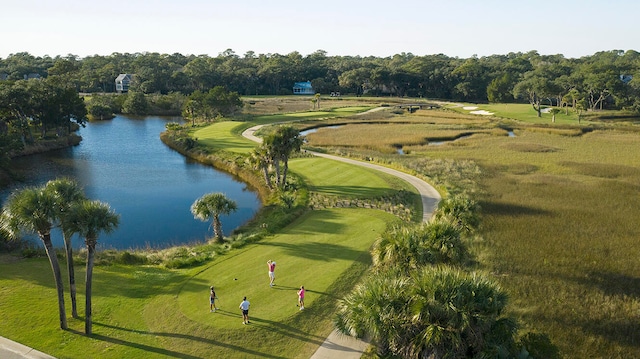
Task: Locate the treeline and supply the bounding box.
[2,49,640,112]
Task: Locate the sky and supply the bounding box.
[2,0,639,60]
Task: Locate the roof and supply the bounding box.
[293,81,313,89]
[115,73,132,81]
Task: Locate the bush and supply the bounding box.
[117,251,148,265]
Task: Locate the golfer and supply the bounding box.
[297,286,305,310]
[239,296,250,324]
[210,286,218,312]
[267,260,276,287]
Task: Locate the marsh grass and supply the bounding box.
[306,123,503,153]
[304,115,640,358]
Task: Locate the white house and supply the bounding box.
[293,81,314,95]
[115,74,133,93]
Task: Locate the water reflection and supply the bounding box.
[1,116,261,250]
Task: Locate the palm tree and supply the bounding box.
[247,146,273,189]
[46,178,86,318]
[67,199,119,335]
[1,186,68,329]
[263,126,303,188]
[336,267,519,358]
[335,270,411,357]
[408,266,517,358]
[191,193,238,243]
[371,220,468,272]
[434,193,480,234]
[371,224,431,272]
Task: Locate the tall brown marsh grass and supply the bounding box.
[304,109,640,358]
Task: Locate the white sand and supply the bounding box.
[462,106,478,110]
[470,110,494,115]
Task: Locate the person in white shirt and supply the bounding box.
[239,296,250,324]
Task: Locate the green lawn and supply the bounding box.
[289,157,412,198]
[192,121,258,154]
[448,102,586,125]
[0,208,396,358]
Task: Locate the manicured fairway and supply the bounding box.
[289,157,413,198]
[178,208,394,327]
[0,208,396,358]
[193,121,257,153]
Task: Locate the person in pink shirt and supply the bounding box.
[297,286,305,310]
[267,260,276,287]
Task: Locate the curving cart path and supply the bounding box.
[0,122,441,359]
[242,124,441,358]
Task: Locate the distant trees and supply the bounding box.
[2,49,640,112]
[122,91,149,115]
[181,86,243,123]
[0,77,87,163]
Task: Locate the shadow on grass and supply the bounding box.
[242,315,326,346]
[257,241,367,263]
[88,322,287,359]
[572,270,640,299]
[310,185,396,198]
[480,201,551,216]
[580,317,640,349]
[270,285,332,297]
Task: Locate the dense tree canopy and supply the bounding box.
[2,49,639,111]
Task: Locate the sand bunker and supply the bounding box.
[469,110,494,115]
[462,106,478,110]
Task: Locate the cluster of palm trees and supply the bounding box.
[0,178,119,335]
[334,194,555,358]
[248,126,304,190]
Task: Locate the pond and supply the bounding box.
[0,116,261,250]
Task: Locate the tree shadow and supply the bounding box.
[245,316,327,346]
[480,201,551,216]
[257,241,367,263]
[571,270,640,299]
[87,322,288,358]
[284,210,346,234]
[310,185,397,198]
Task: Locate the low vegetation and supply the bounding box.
[2,95,639,358]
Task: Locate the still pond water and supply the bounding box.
[0,116,261,250]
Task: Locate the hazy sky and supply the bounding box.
[2,0,638,59]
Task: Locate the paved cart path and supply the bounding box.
[242,124,441,358]
[0,122,441,359]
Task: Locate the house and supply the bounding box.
[115,74,133,93]
[293,81,314,95]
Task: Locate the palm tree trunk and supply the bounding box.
[213,215,223,243]
[64,233,78,318]
[281,157,289,187]
[274,160,281,187]
[85,241,96,335]
[41,234,67,330]
[261,164,272,189]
